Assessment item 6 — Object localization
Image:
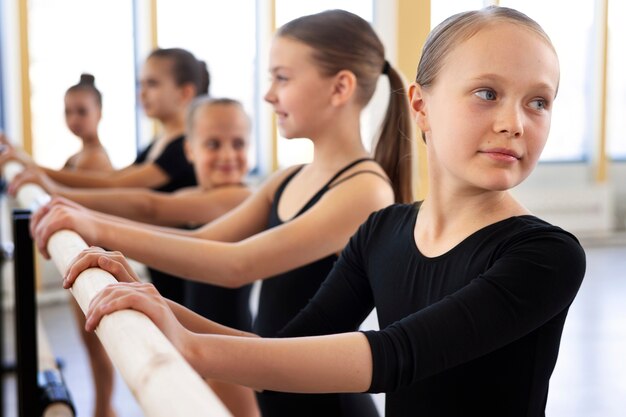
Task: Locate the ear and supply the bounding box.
[183,138,194,163]
[409,83,430,135]
[330,70,357,106]
[180,83,197,103]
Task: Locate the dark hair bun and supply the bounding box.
[197,60,210,95]
[79,73,96,85]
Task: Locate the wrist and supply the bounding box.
[180,331,207,376]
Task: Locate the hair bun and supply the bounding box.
[79,73,96,85]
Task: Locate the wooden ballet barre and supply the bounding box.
[3,160,231,417]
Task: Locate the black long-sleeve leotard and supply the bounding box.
[281,203,586,417]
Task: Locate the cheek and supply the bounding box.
[200,151,219,167]
[237,152,248,170]
[526,117,551,159]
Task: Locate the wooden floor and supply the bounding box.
[2,243,626,417]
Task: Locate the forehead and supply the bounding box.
[141,56,173,78]
[438,22,559,91]
[269,36,315,69]
[192,105,250,136]
[65,89,96,103]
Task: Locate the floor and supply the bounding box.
[2,243,626,417]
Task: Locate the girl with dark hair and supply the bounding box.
[62,73,113,171]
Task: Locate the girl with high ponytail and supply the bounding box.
[33,10,415,416]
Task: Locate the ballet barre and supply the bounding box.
[2,161,231,417]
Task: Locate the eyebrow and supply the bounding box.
[269,66,289,73]
[470,73,557,96]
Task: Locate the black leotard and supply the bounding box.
[134,135,197,305]
[255,158,382,417]
[281,203,586,417]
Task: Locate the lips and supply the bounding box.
[274,111,287,121]
[479,148,521,161]
[216,165,238,173]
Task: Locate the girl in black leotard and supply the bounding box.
[34,9,413,417]
[66,6,585,417]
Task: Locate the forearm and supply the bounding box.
[94,219,248,287]
[166,299,256,337]
[58,189,157,223]
[45,167,116,188]
[186,332,372,393]
[84,209,194,237]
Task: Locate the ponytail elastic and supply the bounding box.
[382,60,391,75]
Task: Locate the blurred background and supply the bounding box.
[1,1,625,416]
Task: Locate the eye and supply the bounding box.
[271,73,289,83]
[232,138,246,150]
[475,89,497,101]
[205,140,220,150]
[529,98,548,111]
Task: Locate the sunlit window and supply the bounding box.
[501,0,594,161]
[0,40,4,130]
[156,0,258,169]
[431,0,486,28]
[275,0,374,168]
[28,0,137,169]
[607,0,626,160]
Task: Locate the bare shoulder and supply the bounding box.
[327,160,393,202]
[254,165,305,203]
[73,148,114,172]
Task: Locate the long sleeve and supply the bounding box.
[363,227,586,393]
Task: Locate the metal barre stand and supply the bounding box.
[10,209,75,416]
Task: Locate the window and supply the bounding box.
[274,0,374,168]
[0,14,4,132]
[607,0,626,159]
[431,0,486,28]
[501,0,595,161]
[156,0,258,169]
[28,0,137,168]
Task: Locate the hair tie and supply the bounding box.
[382,60,391,75]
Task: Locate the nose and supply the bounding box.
[218,144,236,161]
[494,102,524,138]
[264,84,277,104]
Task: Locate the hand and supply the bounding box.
[84,282,194,360]
[0,146,34,169]
[30,196,87,237]
[63,247,141,289]
[8,167,58,196]
[0,131,14,149]
[31,200,99,258]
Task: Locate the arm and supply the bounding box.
[83,280,373,393]
[43,162,170,188]
[39,172,394,288]
[52,186,251,226]
[68,247,257,338]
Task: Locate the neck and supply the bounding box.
[80,133,102,148]
[159,111,186,139]
[418,175,526,241]
[309,111,369,172]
